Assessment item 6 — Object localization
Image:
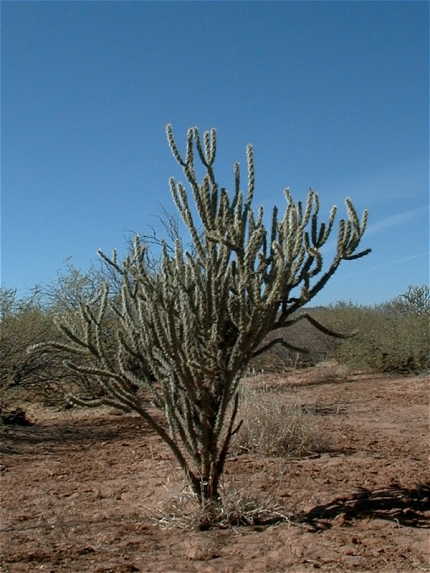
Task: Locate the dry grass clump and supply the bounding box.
[306,361,350,385]
[232,385,324,457]
[146,485,288,530]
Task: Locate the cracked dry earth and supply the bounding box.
[1,370,429,572]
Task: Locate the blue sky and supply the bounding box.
[2,0,428,306]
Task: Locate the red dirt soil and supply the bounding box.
[1,370,429,572]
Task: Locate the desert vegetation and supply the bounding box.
[2,128,428,467]
[1,127,428,571]
[1,355,428,571]
[3,282,426,410]
[311,285,430,375]
[22,124,372,508]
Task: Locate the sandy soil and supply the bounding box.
[1,369,429,572]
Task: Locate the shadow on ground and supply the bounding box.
[0,415,149,455]
[295,482,430,530]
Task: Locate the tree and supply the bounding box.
[389,285,430,317]
[0,288,54,393]
[43,261,106,316]
[0,288,18,319]
[30,125,370,507]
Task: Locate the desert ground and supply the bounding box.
[1,367,429,572]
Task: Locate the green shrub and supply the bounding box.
[313,287,430,374]
[0,289,58,399]
[0,274,114,407]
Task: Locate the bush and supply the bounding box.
[313,287,430,374]
[0,288,60,401]
[233,385,324,457]
[0,279,113,408]
[247,316,340,373]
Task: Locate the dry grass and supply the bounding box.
[145,483,289,531]
[305,360,350,385]
[232,384,326,457]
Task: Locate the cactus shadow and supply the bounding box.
[294,482,430,530]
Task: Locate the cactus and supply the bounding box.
[29,126,370,506]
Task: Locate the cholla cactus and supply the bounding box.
[30,125,370,506]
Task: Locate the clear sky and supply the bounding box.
[2,1,428,306]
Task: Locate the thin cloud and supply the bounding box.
[357,251,428,274]
[335,251,428,284]
[322,204,426,255]
[388,251,428,266]
[365,206,425,236]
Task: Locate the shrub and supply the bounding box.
[313,288,430,374]
[233,385,324,457]
[0,286,105,407]
[0,288,59,401]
